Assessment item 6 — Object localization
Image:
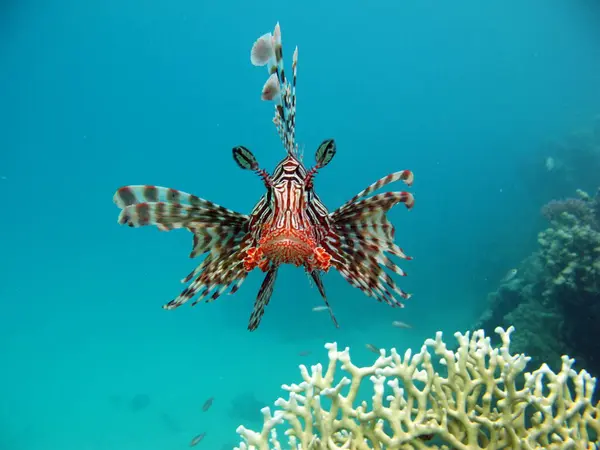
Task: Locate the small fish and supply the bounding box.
[312,306,329,312]
[298,350,311,356]
[202,397,214,412]
[392,320,412,329]
[366,344,380,354]
[190,432,206,446]
[502,268,518,282]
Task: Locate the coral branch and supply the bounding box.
[235,327,600,449]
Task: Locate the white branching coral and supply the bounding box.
[234,327,600,450]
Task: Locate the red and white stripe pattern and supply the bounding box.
[112,24,417,332]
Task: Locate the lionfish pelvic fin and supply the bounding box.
[247,265,279,331]
[251,23,298,158]
[309,270,340,328]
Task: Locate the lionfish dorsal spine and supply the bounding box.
[251,23,298,158]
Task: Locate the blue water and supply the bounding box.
[1,0,599,448]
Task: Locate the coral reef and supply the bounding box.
[235,327,600,449]
[475,188,600,376]
[537,190,600,298]
[541,196,597,226]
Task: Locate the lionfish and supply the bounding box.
[112,23,415,331]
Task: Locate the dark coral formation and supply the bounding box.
[474,188,600,376]
[541,196,597,226]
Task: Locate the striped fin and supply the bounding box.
[336,171,414,214]
[250,23,298,157]
[116,202,248,230]
[113,184,254,310]
[309,271,339,328]
[186,221,249,260]
[163,230,254,310]
[114,185,225,209]
[332,192,415,226]
[325,188,415,308]
[247,266,279,331]
[114,185,248,230]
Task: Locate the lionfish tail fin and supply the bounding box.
[114,185,252,309]
[309,271,340,328]
[247,266,279,331]
[324,172,415,307]
[250,23,298,157]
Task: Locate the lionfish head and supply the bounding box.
[232,139,336,212]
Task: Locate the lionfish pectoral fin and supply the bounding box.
[325,173,416,308]
[113,186,254,310]
[247,266,279,331]
[113,185,249,231]
[336,171,414,213]
[163,240,250,310]
[309,271,339,329]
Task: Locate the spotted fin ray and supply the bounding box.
[113,185,247,229]
[250,23,298,157]
[113,184,252,309]
[247,266,279,331]
[324,172,415,307]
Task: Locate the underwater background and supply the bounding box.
[1,0,600,448]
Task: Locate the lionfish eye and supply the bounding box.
[232,146,258,170]
[315,139,336,168]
